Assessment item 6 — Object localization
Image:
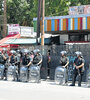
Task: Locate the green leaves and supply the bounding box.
[0,0,4,15]
[6,0,38,26]
[6,0,90,26]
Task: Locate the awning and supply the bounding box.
[5,38,36,45]
[0,34,20,48]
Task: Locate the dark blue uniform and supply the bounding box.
[22,55,31,66]
[72,57,85,86]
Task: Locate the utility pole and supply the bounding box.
[37,0,42,43]
[3,0,7,37]
[41,0,45,55]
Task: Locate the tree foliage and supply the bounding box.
[0,0,4,15]
[6,0,90,26]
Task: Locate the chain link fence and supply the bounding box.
[22,44,90,81]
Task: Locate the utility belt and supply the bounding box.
[75,68,84,74]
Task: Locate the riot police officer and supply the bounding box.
[22,49,32,67]
[31,49,42,82]
[70,51,85,87]
[21,49,32,79]
[60,51,69,83]
[33,49,42,68]
[1,48,8,80]
[9,50,17,65]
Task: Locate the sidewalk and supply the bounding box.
[0,80,90,100]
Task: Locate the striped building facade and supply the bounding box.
[33,14,90,32]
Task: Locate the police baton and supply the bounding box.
[77,69,80,76]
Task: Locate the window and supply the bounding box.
[69,35,85,41]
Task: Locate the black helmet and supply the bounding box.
[79,52,82,57]
[75,51,82,57]
[10,50,16,55]
[33,49,40,54]
[60,51,67,56]
[2,48,7,53]
[17,50,20,53]
[23,49,29,54]
[2,48,7,51]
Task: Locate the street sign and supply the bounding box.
[69,5,90,15]
[20,26,36,37]
[7,24,20,35]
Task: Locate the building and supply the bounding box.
[33,5,90,45]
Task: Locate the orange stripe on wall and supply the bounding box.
[55,19,58,31]
[47,20,51,31]
[87,17,90,29]
[78,18,80,30]
[72,18,74,30]
[63,19,66,30]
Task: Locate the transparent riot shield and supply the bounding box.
[0,64,5,80]
[20,66,28,82]
[29,65,40,83]
[86,68,90,87]
[55,66,66,85]
[7,65,17,81]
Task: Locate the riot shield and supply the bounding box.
[20,66,28,82]
[29,65,40,83]
[7,65,17,81]
[86,68,90,87]
[55,66,66,85]
[0,64,5,80]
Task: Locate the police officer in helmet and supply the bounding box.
[1,48,8,80]
[60,51,69,83]
[1,48,8,63]
[21,49,32,79]
[22,49,32,67]
[70,51,85,87]
[33,49,42,68]
[9,50,18,65]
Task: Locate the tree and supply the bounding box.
[7,0,38,26]
[6,0,90,26]
[0,0,4,15]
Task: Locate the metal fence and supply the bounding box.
[24,44,90,81]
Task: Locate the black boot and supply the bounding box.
[70,84,75,86]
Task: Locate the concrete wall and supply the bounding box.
[60,35,68,44]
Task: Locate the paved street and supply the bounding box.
[0,80,90,100]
